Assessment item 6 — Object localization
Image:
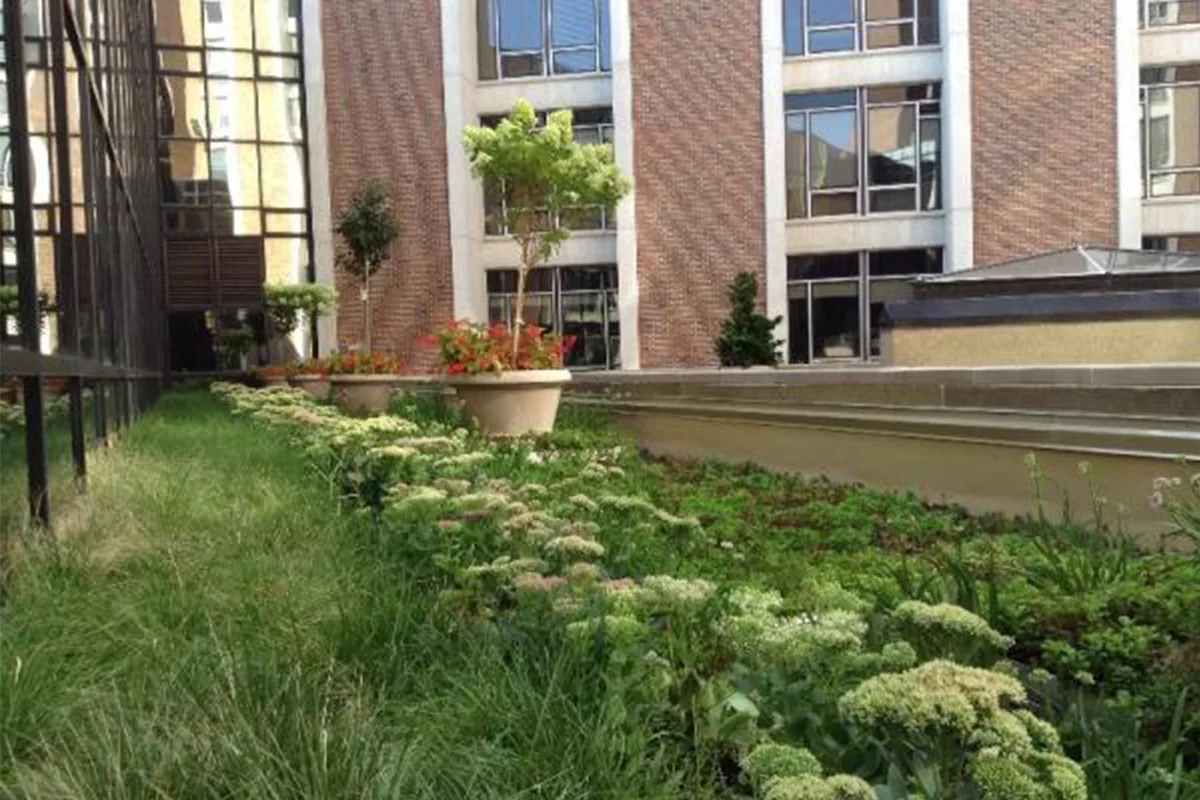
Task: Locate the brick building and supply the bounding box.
[3,0,1198,370]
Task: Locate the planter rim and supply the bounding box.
[288,373,327,381]
[329,373,402,384]
[445,369,573,387]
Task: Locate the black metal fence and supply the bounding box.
[1,0,164,531]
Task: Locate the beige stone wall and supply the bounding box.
[884,317,1200,367]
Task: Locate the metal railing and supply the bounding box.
[1,0,164,533]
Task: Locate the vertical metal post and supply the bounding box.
[49,0,88,483]
[77,65,107,442]
[4,0,51,527]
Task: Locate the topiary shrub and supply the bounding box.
[715,272,782,368]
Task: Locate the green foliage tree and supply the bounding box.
[263,283,336,339]
[335,182,398,354]
[715,272,782,368]
[464,99,631,362]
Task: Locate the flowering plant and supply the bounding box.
[326,349,402,375]
[427,320,575,376]
[288,357,330,377]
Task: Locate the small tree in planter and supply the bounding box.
[464,99,630,361]
[264,282,336,363]
[335,182,399,355]
[715,272,782,368]
[445,99,630,436]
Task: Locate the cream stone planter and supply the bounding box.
[288,374,331,401]
[330,374,400,414]
[448,369,572,436]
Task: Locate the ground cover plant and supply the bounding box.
[2,387,1196,798]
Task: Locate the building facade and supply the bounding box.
[3,0,1199,372]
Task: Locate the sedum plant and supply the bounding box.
[463,99,630,361]
[839,660,1087,800]
[892,601,1014,665]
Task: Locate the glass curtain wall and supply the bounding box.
[154,0,313,371]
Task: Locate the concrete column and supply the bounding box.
[941,0,973,271]
[611,0,640,369]
[442,0,486,321]
[302,0,337,353]
[1116,0,1143,249]
[762,0,787,357]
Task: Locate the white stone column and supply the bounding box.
[302,0,337,354]
[941,0,973,271]
[610,0,640,369]
[1115,0,1143,249]
[443,0,486,321]
[762,0,787,358]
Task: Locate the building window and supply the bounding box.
[786,84,941,219]
[478,0,611,81]
[1140,0,1200,28]
[784,0,939,57]
[786,248,941,363]
[481,108,615,235]
[1144,235,1200,252]
[486,265,620,369]
[1141,65,1200,199]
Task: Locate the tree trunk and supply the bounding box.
[361,273,372,354]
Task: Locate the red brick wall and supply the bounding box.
[321,0,452,367]
[631,0,765,368]
[971,0,1118,266]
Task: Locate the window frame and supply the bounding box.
[784,0,940,58]
[786,84,941,220]
[480,0,609,81]
[1140,66,1200,200]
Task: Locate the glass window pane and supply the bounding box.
[1160,87,1199,168]
[809,110,858,189]
[159,47,204,75]
[918,0,939,45]
[809,28,855,53]
[788,253,859,280]
[1150,170,1200,197]
[867,105,916,186]
[155,0,204,47]
[264,211,307,234]
[866,0,914,21]
[919,118,941,210]
[868,278,912,357]
[866,22,914,49]
[218,142,261,207]
[812,192,857,216]
[522,294,556,329]
[552,0,596,47]
[787,290,810,364]
[253,0,302,54]
[786,90,857,111]
[785,114,807,218]
[809,0,855,25]
[226,208,262,235]
[478,0,499,79]
[488,295,508,325]
[259,81,305,142]
[598,0,611,70]
[487,269,518,293]
[208,79,257,140]
[868,247,942,276]
[258,55,301,79]
[812,281,859,359]
[869,187,917,212]
[499,0,543,50]
[784,0,805,55]
[260,144,306,208]
[162,140,210,203]
[501,52,544,77]
[562,293,607,368]
[553,49,597,73]
[208,0,253,49]
[159,75,207,138]
[205,50,255,78]
[264,236,307,284]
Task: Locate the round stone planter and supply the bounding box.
[330,374,400,414]
[260,374,290,388]
[288,374,331,401]
[447,369,572,437]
